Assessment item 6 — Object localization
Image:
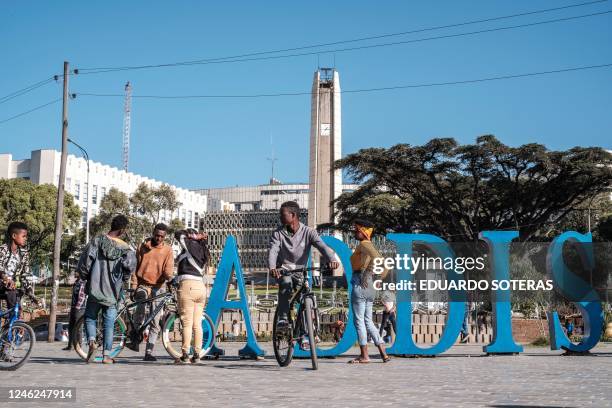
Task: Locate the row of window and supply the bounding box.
[66,178,107,205]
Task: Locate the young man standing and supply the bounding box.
[268,201,339,327]
[129,223,174,361]
[0,222,34,315]
[77,215,136,364]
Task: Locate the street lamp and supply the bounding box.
[68,138,90,243]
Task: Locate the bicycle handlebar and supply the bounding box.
[280,266,333,275]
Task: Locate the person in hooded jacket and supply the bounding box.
[77,215,136,364]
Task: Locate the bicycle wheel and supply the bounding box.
[162,311,216,359]
[0,322,35,371]
[303,297,318,370]
[272,307,294,367]
[73,315,127,362]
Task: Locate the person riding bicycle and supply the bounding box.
[268,201,339,328]
[128,223,174,361]
[78,215,136,364]
[0,222,38,316]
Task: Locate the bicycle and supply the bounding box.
[272,266,327,370]
[0,291,36,371]
[73,282,216,362]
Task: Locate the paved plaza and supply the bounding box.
[2,341,611,407]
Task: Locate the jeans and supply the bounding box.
[84,300,117,352]
[351,273,383,347]
[277,271,304,320]
[133,286,163,353]
[380,310,396,341]
[177,279,206,355]
[461,304,470,336]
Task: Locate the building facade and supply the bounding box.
[195,182,357,213]
[0,149,207,229]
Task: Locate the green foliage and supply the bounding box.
[0,178,81,267]
[530,336,550,347]
[550,193,612,241]
[596,214,612,241]
[334,135,612,242]
[89,183,183,245]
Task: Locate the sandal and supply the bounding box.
[348,358,370,364]
[382,355,391,363]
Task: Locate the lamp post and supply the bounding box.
[68,138,90,243]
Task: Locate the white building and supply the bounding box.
[0,149,207,229]
[195,182,358,213]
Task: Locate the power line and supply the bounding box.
[0,77,55,105]
[74,63,612,100]
[74,4,611,75]
[0,98,61,125]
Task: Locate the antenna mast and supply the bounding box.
[122,81,132,171]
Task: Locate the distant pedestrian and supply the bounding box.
[565,319,574,338]
[379,269,396,344]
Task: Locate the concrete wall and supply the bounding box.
[210,311,549,345]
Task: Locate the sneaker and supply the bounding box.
[143,353,157,362]
[190,353,200,364]
[102,356,115,364]
[85,340,96,364]
[175,352,190,364]
[62,345,72,351]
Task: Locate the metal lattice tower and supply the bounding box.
[122,81,132,172]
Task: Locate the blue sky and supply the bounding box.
[1,1,611,189]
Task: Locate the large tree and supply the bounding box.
[334,135,612,242]
[0,178,81,268]
[89,183,184,245]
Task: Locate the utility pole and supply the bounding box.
[49,61,70,342]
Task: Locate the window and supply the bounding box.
[81,210,87,228]
[92,185,98,205]
[181,209,186,225]
[101,187,106,200]
[74,183,80,200]
[187,210,193,228]
[66,177,72,192]
[83,182,88,203]
[194,212,200,230]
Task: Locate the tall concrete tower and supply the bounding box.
[308,68,342,229]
